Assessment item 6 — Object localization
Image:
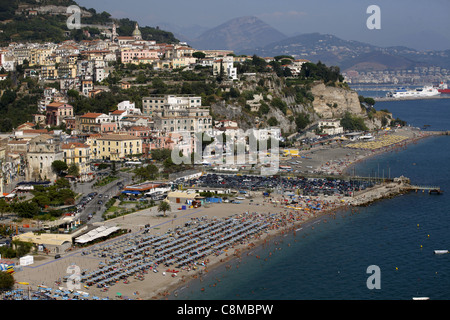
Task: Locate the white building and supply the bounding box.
[213,56,237,80]
[117,100,141,114]
[142,94,202,116]
[317,119,344,135]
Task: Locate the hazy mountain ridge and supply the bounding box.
[188,16,287,52]
[185,16,450,71]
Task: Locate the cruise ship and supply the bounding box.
[386,86,441,99]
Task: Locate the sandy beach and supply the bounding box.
[7,127,443,301]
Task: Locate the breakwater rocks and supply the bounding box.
[350,177,411,207]
[350,175,440,207]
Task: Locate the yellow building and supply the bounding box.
[172,56,196,69]
[62,142,91,181]
[154,59,172,70]
[29,48,53,66]
[87,133,142,161]
[57,63,77,79]
[40,64,57,79]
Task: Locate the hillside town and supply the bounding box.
[0,12,427,301]
[1,1,448,303]
[0,22,318,194]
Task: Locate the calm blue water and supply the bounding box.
[173,97,450,300]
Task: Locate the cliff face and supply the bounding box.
[309,83,364,119]
[212,76,369,135]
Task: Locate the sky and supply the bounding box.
[76,0,450,51]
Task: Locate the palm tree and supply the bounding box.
[157,201,171,217]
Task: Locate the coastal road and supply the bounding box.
[74,169,134,224]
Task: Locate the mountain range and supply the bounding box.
[172,16,450,72]
[2,0,449,73]
[187,16,288,52]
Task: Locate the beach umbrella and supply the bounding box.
[116,292,122,296]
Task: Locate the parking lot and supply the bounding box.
[181,173,377,197]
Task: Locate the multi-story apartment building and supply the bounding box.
[86,133,142,161]
[152,108,212,134]
[75,113,111,133]
[142,94,202,116]
[40,64,57,79]
[29,48,54,66]
[61,142,91,180]
[120,48,159,64]
[46,102,74,127]
[57,63,77,79]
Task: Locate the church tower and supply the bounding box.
[112,23,118,42]
[132,23,142,40]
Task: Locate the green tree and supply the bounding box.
[55,178,70,189]
[258,102,270,116]
[134,164,158,181]
[0,271,14,291]
[270,97,287,115]
[295,113,311,131]
[340,112,368,131]
[67,164,80,177]
[150,148,172,162]
[157,201,171,217]
[193,52,206,59]
[364,97,376,106]
[51,161,68,176]
[267,117,279,126]
[0,199,9,219]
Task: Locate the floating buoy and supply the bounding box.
[396,267,398,271]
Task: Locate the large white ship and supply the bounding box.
[386,86,441,99]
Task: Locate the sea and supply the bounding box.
[172,92,450,300]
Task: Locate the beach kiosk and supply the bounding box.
[19,255,34,266]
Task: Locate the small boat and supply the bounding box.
[434,250,448,254]
[412,297,430,300]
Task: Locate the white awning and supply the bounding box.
[75,226,120,244]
